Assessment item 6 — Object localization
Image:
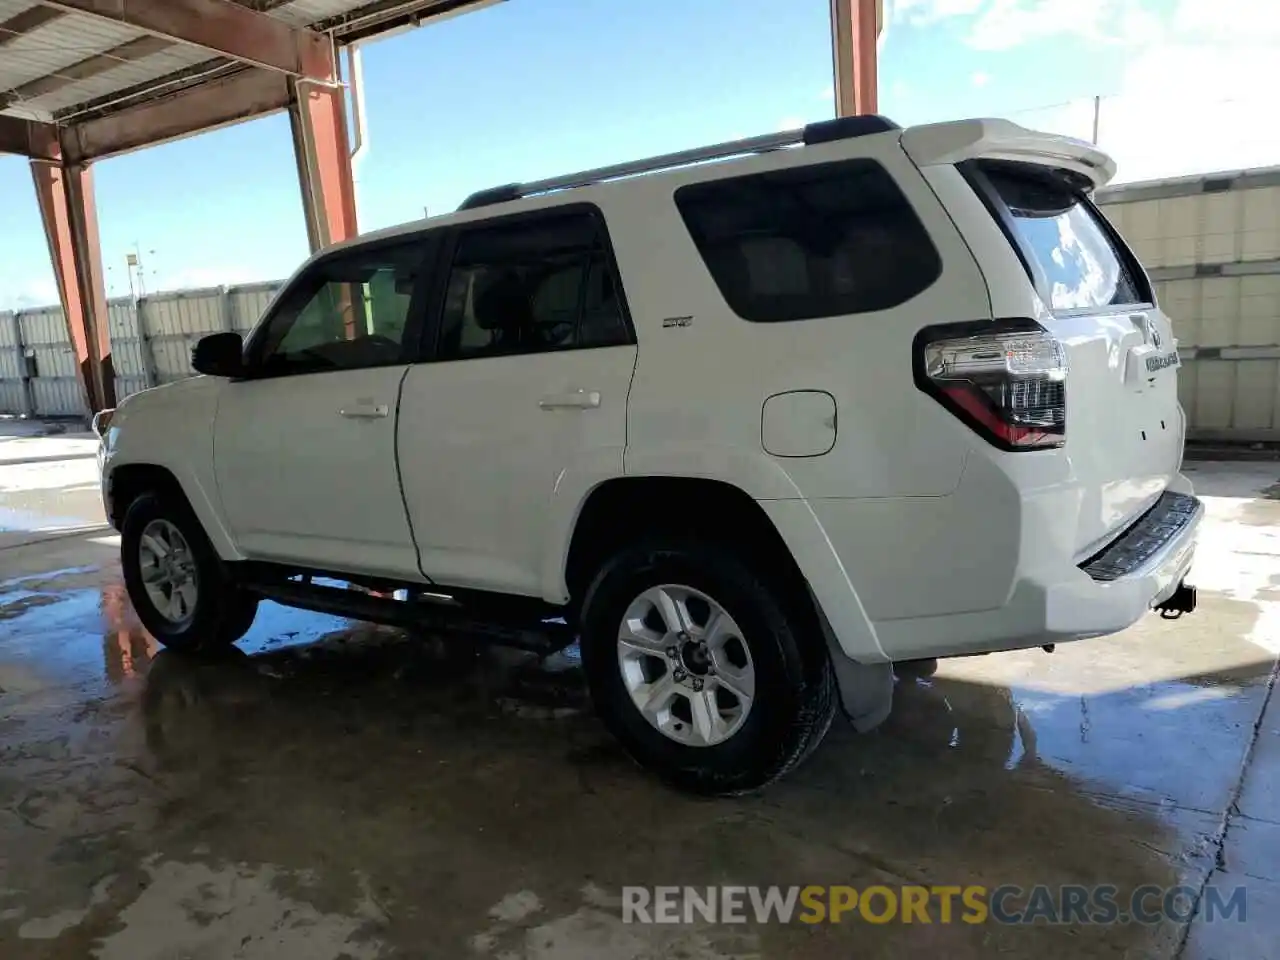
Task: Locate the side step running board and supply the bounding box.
[247,579,576,654]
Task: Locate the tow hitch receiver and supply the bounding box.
[1155,581,1197,620]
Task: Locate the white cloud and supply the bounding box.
[891,0,1165,49]
[895,0,985,25]
[1005,39,1280,184]
[0,277,59,312]
[1097,43,1280,182]
[777,116,805,132]
[971,70,991,87]
[900,0,1280,183]
[966,0,1161,50]
[1172,0,1280,43]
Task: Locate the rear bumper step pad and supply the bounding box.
[1079,491,1202,582]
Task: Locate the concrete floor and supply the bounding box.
[1,421,1278,959]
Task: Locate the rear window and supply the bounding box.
[972,160,1148,312]
[674,159,941,323]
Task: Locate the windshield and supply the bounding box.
[976,161,1148,312]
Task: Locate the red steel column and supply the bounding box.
[831,0,879,117]
[31,158,115,414]
[289,77,357,252]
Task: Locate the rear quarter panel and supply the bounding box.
[605,136,992,501]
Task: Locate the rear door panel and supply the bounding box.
[398,347,636,594]
[397,205,637,597]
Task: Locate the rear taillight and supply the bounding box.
[914,319,1066,451]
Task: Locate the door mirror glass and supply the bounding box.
[191,332,245,378]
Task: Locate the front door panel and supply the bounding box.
[213,367,421,579]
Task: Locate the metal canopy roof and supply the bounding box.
[0,0,487,126]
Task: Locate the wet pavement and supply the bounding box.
[0,423,104,551]
[1,424,1278,958]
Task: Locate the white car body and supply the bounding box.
[101,115,1200,714]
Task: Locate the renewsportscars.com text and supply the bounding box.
[622,884,1246,926]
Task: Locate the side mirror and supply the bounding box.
[191,332,245,378]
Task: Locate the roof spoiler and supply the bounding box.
[900,118,1117,190]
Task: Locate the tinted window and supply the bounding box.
[437,210,629,360]
[256,241,427,375]
[675,159,941,323]
[977,161,1147,311]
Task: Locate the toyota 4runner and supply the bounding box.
[98,115,1202,794]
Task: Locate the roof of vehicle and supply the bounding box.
[320,115,1116,262]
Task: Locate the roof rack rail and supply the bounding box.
[457,114,899,211]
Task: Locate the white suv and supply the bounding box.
[98,115,1201,793]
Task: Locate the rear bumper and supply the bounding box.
[1048,491,1201,631]
[873,490,1202,660]
[763,441,1204,664]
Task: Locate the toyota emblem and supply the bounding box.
[1145,317,1163,350]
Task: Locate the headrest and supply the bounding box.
[473,270,530,331]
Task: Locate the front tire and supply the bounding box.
[579,538,836,795]
[121,491,258,652]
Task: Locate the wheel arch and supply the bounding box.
[561,476,801,604]
[550,474,885,663]
[107,460,242,560]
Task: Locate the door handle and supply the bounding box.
[538,390,601,410]
[339,404,389,419]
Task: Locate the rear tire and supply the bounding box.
[579,537,835,795]
[121,491,258,653]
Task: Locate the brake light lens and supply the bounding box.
[916,320,1067,450]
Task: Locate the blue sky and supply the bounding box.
[2,0,1277,308]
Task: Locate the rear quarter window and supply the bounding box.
[966,160,1151,312]
[674,158,942,323]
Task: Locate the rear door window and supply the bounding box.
[674,159,942,323]
[971,160,1150,312]
[435,208,631,360]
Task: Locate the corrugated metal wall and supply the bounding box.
[1098,167,1280,442]
[0,281,282,418]
[20,305,89,416]
[0,313,30,415]
[108,299,148,402]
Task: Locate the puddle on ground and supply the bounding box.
[0,565,100,591]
